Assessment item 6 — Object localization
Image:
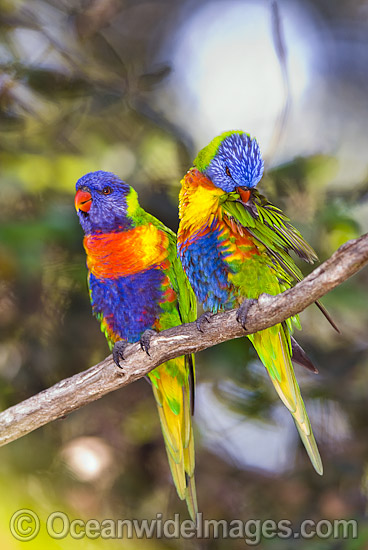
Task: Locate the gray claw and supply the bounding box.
[140,329,157,356]
[113,341,129,368]
[196,311,214,333]
[236,298,257,330]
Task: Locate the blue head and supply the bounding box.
[194,131,264,193]
[75,170,134,234]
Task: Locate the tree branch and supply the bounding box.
[1,233,367,447]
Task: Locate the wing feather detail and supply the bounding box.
[222,190,338,331]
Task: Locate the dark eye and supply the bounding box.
[102,186,112,195]
[225,166,232,177]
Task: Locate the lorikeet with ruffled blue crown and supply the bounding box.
[177,131,337,475]
[75,171,197,519]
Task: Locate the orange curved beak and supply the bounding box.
[75,189,92,212]
[236,187,251,204]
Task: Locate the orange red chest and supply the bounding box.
[84,224,169,279]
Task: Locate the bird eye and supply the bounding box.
[102,186,112,195]
[225,166,232,177]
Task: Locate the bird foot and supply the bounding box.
[140,329,157,356]
[113,340,129,368]
[236,298,258,330]
[196,311,214,333]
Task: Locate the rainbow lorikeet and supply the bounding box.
[177,131,337,475]
[75,171,197,519]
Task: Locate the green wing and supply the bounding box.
[163,226,197,407]
[147,215,197,325]
[221,189,317,281]
[221,190,338,331]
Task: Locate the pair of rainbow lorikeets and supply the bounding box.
[75,131,336,520]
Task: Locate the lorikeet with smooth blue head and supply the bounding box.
[177,131,337,475]
[75,171,197,519]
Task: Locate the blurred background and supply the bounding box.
[0,0,368,548]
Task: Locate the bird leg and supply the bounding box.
[112,340,129,368]
[196,311,214,333]
[140,329,157,356]
[236,298,258,330]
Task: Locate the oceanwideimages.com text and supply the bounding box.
[10,509,358,544]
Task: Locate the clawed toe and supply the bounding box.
[236,298,258,330]
[140,329,157,356]
[113,340,129,368]
[196,311,214,333]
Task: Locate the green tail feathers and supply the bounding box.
[250,327,323,475]
[149,358,198,521]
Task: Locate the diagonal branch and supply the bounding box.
[0,233,367,447]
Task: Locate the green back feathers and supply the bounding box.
[194,130,246,171]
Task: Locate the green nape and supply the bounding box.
[126,186,140,218]
[193,130,246,171]
[126,185,159,227]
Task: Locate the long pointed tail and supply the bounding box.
[149,356,197,520]
[250,326,323,475]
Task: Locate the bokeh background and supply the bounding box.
[0,0,368,548]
